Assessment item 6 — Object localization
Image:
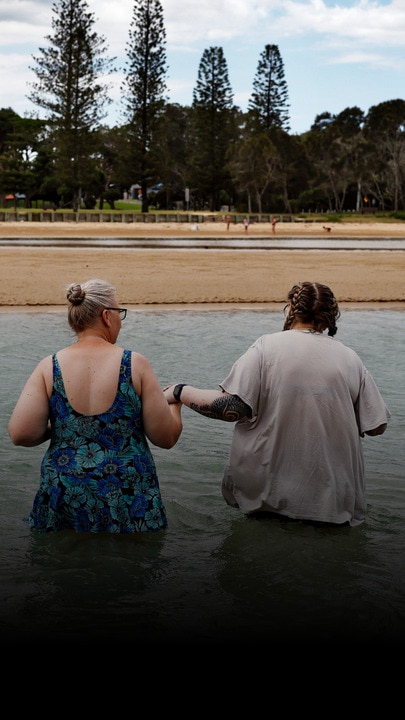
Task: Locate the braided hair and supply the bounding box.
[283,282,341,337]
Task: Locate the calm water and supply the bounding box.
[0,308,404,645]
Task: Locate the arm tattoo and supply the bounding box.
[189,394,251,422]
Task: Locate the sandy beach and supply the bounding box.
[1,219,404,308]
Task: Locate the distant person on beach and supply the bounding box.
[164,281,390,527]
[8,278,183,533]
[243,216,249,233]
[226,214,232,230]
[272,216,279,233]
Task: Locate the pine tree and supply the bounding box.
[189,46,236,211]
[193,47,233,110]
[122,0,167,213]
[28,0,115,209]
[248,44,290,132]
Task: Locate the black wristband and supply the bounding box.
[173,383,187,402]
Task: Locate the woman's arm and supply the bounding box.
[364,423,387,437]
[164,385,251,422]
[134,354,183,449]
[8,356,53,447]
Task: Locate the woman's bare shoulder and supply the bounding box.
[34,354,53,371]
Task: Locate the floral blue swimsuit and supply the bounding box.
[29,350,168,533]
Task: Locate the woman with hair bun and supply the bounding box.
[8,278,183,533]
[164,281,390,527]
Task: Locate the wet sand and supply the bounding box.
[1,218,405,238]
[1,220,404,308]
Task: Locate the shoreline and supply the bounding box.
[1,221,404,307]
[1,302,403,315]
[1,219,405,239]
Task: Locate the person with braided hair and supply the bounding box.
[164,281,390,527]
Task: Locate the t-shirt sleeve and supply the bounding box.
[355,367,391,434]
[220,339,263,420]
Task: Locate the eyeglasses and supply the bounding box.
[104,307,127,320]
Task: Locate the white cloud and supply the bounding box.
[0,0,404,132]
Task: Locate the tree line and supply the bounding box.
[1,0,405,214]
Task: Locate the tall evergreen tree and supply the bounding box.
[121,0,167,213]
[28,0,115,209]
[248,44,290,132]
[189,46,236,211]
[153,103,190,209]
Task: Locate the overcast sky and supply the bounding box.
[1,0,404,134]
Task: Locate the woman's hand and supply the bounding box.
[163,385,179,404]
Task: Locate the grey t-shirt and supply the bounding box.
[220,330,391,526]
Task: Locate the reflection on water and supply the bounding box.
[0,309,404,644]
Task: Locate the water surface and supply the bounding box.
[0,308,403,644]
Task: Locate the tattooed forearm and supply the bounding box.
[189,394,251,422]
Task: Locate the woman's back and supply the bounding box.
[9,279,183,534]
[221,329,390,526]
[56,339,129,415]
[32,350,167,533]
